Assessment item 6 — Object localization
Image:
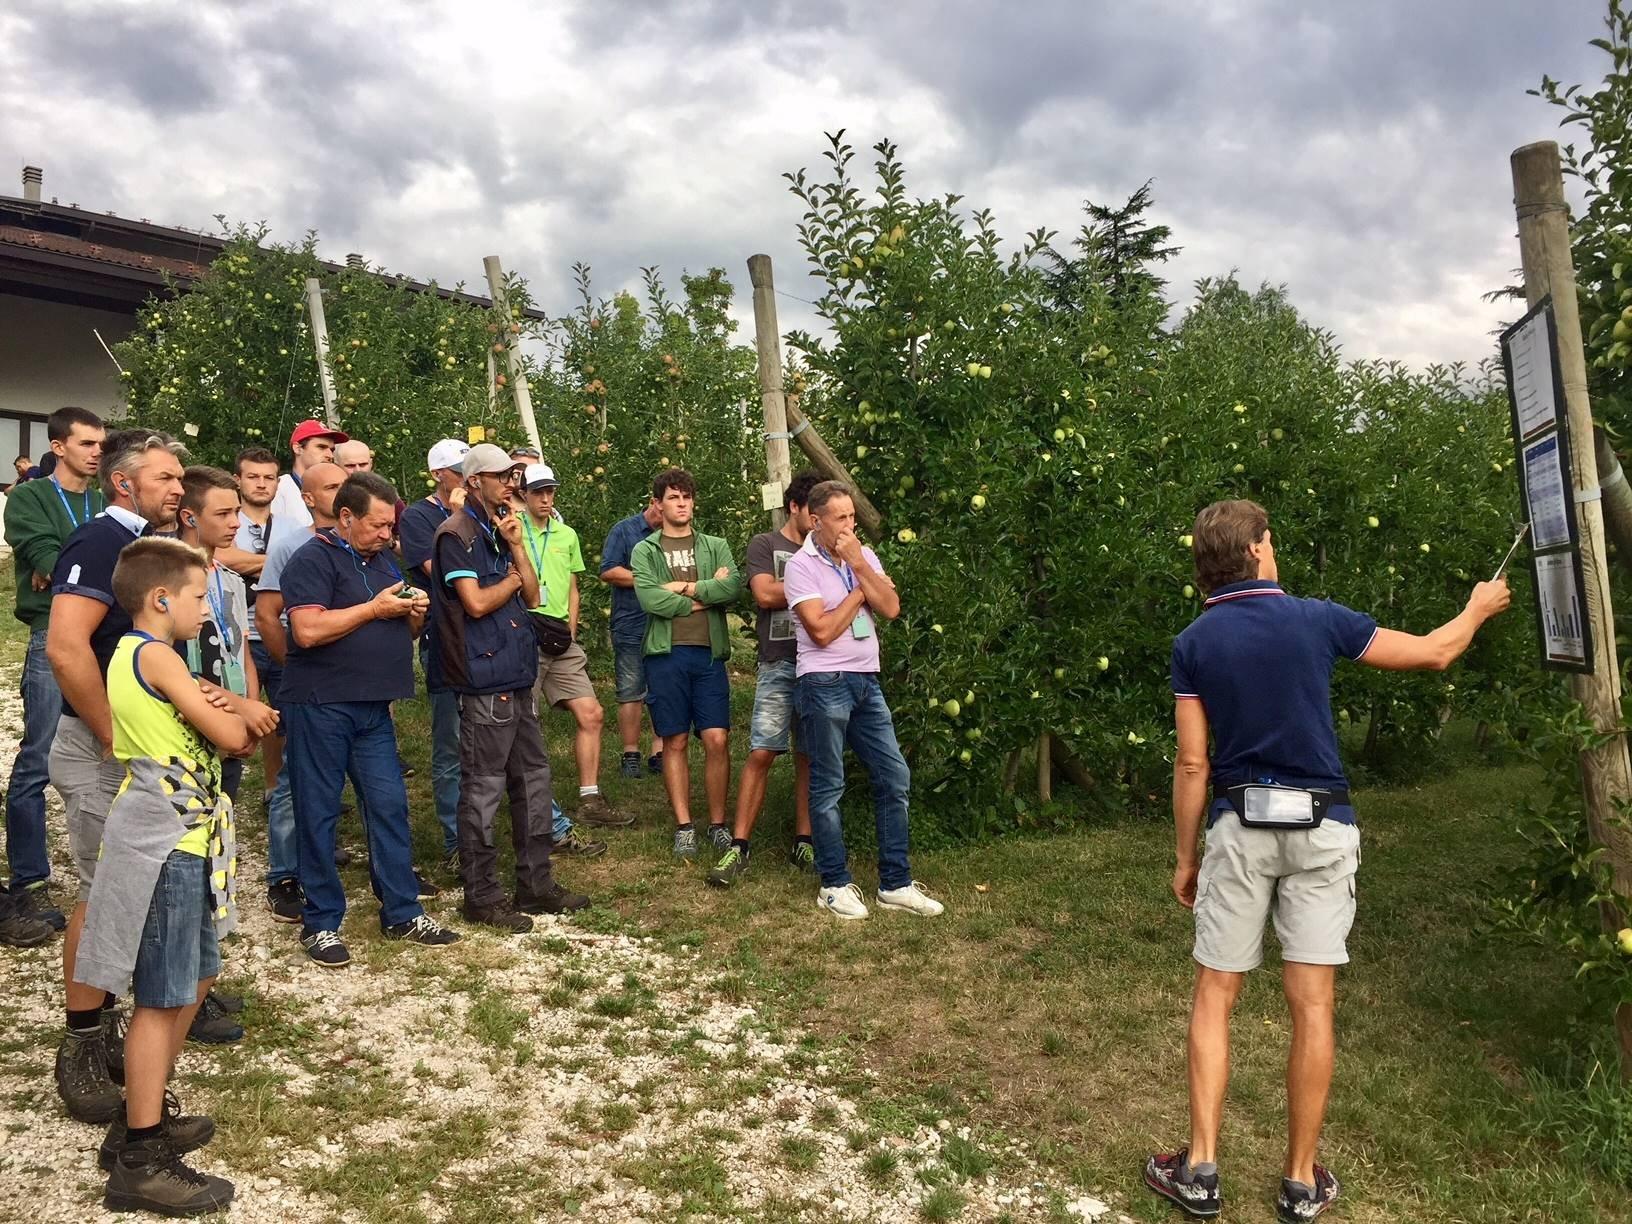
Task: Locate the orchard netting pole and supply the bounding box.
[304,276,340,428]
[748,255,793,530]
[1512,139,1632,1077]
[482,256,543,456]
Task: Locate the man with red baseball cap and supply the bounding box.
[266,418,347,556]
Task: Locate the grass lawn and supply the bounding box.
[0,557,1622,1221]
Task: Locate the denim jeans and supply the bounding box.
[264,754,298,886]
[284,701,422,934]
[5,628,59,890]
[793,671,912,891]
[428,686,461,853]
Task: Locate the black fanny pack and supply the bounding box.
[529,613,573,657]
[1220,783,1349,830]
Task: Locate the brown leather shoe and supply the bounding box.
[575,793,634,828]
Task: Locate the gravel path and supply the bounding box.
[0,671,1128,1222]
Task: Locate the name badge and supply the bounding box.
[851,610,873,640]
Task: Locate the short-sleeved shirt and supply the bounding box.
[783,534,886,676]
[431,504,536,694]
[264,472,312,558]
[1170,579,1378,792]
[601,510,655,645]
[233,511,271,641]
[277,529,415,705]
[400,495,454,587]
[519,514,584,622]
[254,522,314,603]
[51,506,150,720]
[746,529,800,665]
[184,562,250,697]
[659,532,711,647]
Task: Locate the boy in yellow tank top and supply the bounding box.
[73,538,277,1215]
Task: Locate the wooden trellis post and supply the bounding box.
[304,277,340,428]
[482,256,543,455]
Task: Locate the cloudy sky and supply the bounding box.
[0,0,1610,369]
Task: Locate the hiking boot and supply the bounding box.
[462,904,533,934]
[575,792,634,828]
[301,929,351,969]
[817,883,870,921]
[186,992,243,1046]
[673,826,698,859]
[877,881,945,917]
[705,823,733,851]
[265,877,303,924]
[102,1007,127,1085]
[382,913,461,946]
[209,989,244,1014]
[553,827,608,859]
[787,841,816,874]
[706,845,750,888]
[99,1094,215,1172]
[56,1026,121,1123]
[413,871,441,901]
[517,880,591,915]
[1276,1165,1340,1222]
[103,1135,234,1215]
[0,905,53,947]
[14,881,65,931]
[620,751,643,779]
[1144,1148,1222,1218]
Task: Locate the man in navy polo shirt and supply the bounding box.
[279,471,460,968]
[431,444,588,931]
[1145,499,1510,1223]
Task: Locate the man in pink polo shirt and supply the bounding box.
[783,480,943,922]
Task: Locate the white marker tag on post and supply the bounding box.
[761,481,784,511]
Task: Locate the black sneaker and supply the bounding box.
[186,992,244,1045]
[266,877,303,923]
[382,913,461,945]
[705,823,733,852]
[517,880,591,915]
[1276,1165,1340,1222]
[706,844,750,888]
[301,929,351,969]
[1144,1148,1222,1218]
[620,751,643,779]
[56,1027,121,1123]
[647,753,663,775]
[413,871,441,901]
[14,882,65,931]
[98,1093,215,1172]
[462,904,533,934]
[398,754,416,778]
[553,828,608,859]
[103,1135,234,1216]
[787,840,816,874]
[102,1007,126,1086]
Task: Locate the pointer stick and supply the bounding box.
[1493,523,1531,582]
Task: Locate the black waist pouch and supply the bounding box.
[1223,783,1336,829]
[529,613,573,657]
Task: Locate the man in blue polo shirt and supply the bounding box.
[1145,499,1510,1223]
[279,471,460,968]
[600,496,665,778]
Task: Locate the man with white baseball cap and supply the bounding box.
[398,439,470,867]
[520,462,630,851]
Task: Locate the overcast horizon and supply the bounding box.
[0,0,1611,371]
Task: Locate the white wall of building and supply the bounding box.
[0,294,131,423]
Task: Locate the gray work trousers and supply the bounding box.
[456,689,555,910]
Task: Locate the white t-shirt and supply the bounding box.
[265,472,312,557]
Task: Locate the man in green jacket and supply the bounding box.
[632,468,742,858]
[4,406,105,930]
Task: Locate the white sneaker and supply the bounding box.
[817,883,870,921]
[876,881,944,917]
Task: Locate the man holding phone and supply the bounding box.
[1146,499,1511,1222]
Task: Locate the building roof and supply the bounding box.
[0,193,547,319]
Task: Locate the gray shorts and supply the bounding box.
[537,641,597,709]
[1193,811,1360,973]
[749,658,798,753]
[48,715,128,896]
[613,638,647,704]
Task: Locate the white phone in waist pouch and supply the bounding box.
[1226,783,1331,829]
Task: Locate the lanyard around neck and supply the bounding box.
[522,514,553,581]
[51,477,92,527]
[204,563,236,653]
[815,542,855,593]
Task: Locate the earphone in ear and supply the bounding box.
[182,513,196,528]
[158,597,169,610]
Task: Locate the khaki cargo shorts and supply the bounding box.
[1193,809,1360,972]
[536,641,596,709]
[47,714,129,895]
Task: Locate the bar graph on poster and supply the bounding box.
[1534,552,1588,668]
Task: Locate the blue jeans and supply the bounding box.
[284,701,422,934]
[794,672,912,890]
[131,851,220,1009]
[264,754,298,886]
[5,628,59,890]
[428,685,461,854]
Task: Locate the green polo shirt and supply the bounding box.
[519,513,584,621]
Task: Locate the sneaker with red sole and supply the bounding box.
[1144,1148,1221,1218]
[1276,1165,1340,1222]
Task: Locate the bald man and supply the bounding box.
[334,441,374,473]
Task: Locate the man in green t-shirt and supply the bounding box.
[518,463,631,834]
